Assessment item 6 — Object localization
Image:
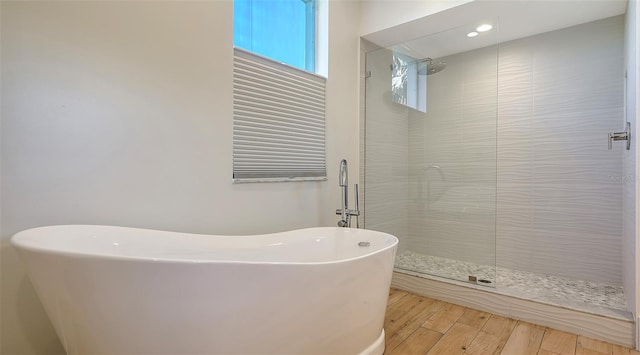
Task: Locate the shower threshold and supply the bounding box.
[395,251,631,321]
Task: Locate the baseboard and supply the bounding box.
[392,271,634,347]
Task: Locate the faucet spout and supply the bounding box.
[339,159,348,187]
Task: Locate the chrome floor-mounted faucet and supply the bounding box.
[336,159,360,228]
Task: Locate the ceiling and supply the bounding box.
[363,0,628,59]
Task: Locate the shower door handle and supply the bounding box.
[608,122,631,150]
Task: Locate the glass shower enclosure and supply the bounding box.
[363,23,498,286]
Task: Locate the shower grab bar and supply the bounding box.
[608,122,630,150]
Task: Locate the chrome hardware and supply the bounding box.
[358,241,370,247]
[609,122,631,150]
[338,159,348,224]
[336,159,361,228]
[339,159,348,187]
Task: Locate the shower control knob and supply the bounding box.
[608,122,631,150]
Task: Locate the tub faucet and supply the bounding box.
[336,159,360,228]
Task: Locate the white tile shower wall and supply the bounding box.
[408,43,498,268]
[497,16,624,284]
[404,16,625,284]
[364,48,410,253]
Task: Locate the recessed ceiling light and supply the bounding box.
[476,24,493,32]
[467,31,479,38]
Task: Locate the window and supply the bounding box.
[232,1,326,183]
[234,0,316,72]
[392,53,427,113]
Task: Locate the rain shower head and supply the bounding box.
[417,58,447,75]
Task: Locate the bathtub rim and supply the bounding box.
[11,225,399,266]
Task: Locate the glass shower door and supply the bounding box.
[363,22,498,287]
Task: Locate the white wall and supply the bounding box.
[0,1,362,353]
[359,0,472,39]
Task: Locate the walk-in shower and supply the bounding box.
[363,16,629,323]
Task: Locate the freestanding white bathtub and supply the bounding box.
[12,225,398,355]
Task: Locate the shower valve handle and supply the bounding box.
[608,122,631,150]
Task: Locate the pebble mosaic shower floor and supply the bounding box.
[395,251,630,320]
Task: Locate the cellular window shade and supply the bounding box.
[233,48,327,182]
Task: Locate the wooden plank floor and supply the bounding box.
[384,288,639,355]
